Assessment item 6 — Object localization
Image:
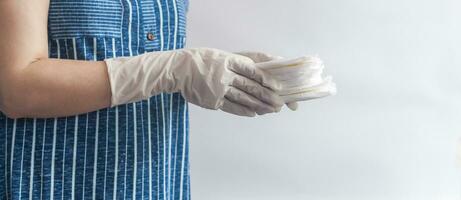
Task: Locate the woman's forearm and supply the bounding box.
[1,58,112,119]
[0,0,111,119]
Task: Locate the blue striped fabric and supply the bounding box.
[0,0,191,199]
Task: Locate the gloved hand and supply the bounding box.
[235,51,299,111]
[104,48,285,117]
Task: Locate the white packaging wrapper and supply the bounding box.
[256,56,336,103]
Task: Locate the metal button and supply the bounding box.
[147,32,155,41]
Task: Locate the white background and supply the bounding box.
[185,0,461,199]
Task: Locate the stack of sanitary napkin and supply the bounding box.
[256,56,337,103]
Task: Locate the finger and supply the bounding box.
[220,98,256,117]
[228,61,282,91]
[232,75,285,107]
[225,87,277,115]
[286,102,299,111]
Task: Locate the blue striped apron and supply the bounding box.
[0,0,191,199]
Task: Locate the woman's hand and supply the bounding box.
[235,51,299,111]
[105,48,285,117]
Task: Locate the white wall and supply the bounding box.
[186,0,461,199]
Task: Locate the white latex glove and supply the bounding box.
[235,51,299,111]
[104,48,285,117]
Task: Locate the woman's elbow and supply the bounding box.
[0,95,25,119]
[0,107,23,119]
[0,61,40,119]
[0,86,29,119]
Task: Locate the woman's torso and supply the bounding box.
[0,0,190,199]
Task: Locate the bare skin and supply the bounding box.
[0,0,112,119]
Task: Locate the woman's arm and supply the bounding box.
[0,0,112,119]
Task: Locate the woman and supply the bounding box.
[0,0,293,199]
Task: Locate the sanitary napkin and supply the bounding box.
[256,56,337,103]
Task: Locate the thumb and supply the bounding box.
[286,102,299,111]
